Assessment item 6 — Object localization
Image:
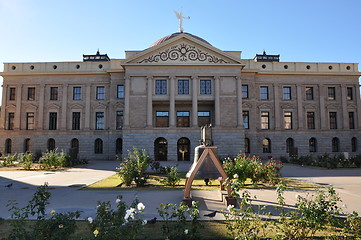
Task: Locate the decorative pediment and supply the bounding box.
[24,103,38,110]
[326,103,341,109]
[68,103,84,110]
[257,103,272,109]
[5,104,16,110]
[114,101,124,108]
[94,102,108,109]
[303,103,317,110]
[48,103,61,109]
[347,103,357,109]
[242,102,253,109]
[280,103,295,109]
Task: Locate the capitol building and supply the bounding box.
[0,32,360,161]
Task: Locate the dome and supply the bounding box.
[151,32,211,47]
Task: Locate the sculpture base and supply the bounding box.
[225,196,238,207]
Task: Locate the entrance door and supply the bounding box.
[154,137,168,161]
[177,137,190,161]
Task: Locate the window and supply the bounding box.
[116,111,123,129]
[352,137,357,152]
[178,80,189,94]
[347,87,353,100]
[50,87,58,100]
[305,87,314,100]
[116,138,123,155]
[73,87,81,100]
[177,111,190,127]
[307,112,315,129]
[244,138,250,153]
[24,138,32,153]
[284,111,292,129]
[94,138,103,154]
[9,88,16,100]
[48,138,56,151]
[26,112,35,130]
[329,112,337,129]
[309,138,317,152]
[117,85,124,98]
[260,86,269,100]
[349,112,355,129]
[261,111,269,129]
[96,112,104,130]
[200,80,212,94]
[72,112,81,130]
[243,111,249,129]
[328,87,336,100]
[155,80,167,94]
[49,112,57,130]
[5,139,12,154]
[71,138,79,149]
[283,87,291,100]
[286,138,294,153]
[262,138,271,153]
[242,85,249,99]
[96,86,105,100]
[332,137,339,152]
[27,87,35,100]
[198,111,211,127]
[7,112,14,130]
[156,111,169,127]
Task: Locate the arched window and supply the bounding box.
[94,138,103,154]
[286,138,294,153]
[5,138,12,154]
[332,137,339,152]
[177,137,190,161]
[309,138,317,152]
[116,138,123,155]
[48,138,55,151]
[24,138,32,153]
[71,138,79,149]
[352,137,357,152]
[262,138,271,153]
[154,137,168,161]
[244,138,250,153]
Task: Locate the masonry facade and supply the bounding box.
[0,32,360,161]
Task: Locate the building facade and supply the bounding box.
[0,32,360,161]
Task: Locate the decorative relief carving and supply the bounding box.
[139,44,229,64]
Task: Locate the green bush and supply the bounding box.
[20,152,34,170]
[39,149,70,170]
[161,166,180,187]
[1,153,18,167]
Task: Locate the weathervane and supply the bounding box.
[174,10,190,33]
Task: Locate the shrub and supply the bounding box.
[39,149,70,169]
[20,152,34,170]
[344,211,361,237]
[350,155,361,168]
[161,166,180,187]
[1,153,18,167]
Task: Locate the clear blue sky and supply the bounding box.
[0,0,360,88]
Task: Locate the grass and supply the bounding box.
[85,172,318,191]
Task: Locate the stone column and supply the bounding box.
[146,76,153,127]
[319,85,326,129]
[274,84,280,130]
[214,76,221,126]
[169,76,176,127]
[341,85,348,129]
[0,84,8,130]
[84,84,91,130]
[297,84,303,129]
[192,76,198,127]
[38,84,45,130]
[236,76,243,128]
[124,77,130,128]
[61,84,68,130]
[355,84,361,129]
[14,85,22,130]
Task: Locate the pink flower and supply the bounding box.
[218,177,223,181]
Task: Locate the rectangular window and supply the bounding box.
[177,111,190,127]
[328,87,336,100]
[260,86,269,100]
[284,111,293,129]
[283,87,291,100]
[242,85,249,99]
[243,111,249,129]
[72,112,81,130]
[198,111,211,127]
[347,87,353,100]
[26,112,35,130]
[178,79,189,94]
[349,112,355,129]
[27,87,35,100]
[329,112,337,129]
[9,88,16,100]
[50,87,58,100]
[307,112,315,129]
[261,111,269,129]
[155,80,167,95]
[96,112,104,130]
[49,112,57,130]
[305,87,314,100]
[200,80,212,94]
[156,111,169,127]
[8,112,14,130]
[73,87,81,100]
[96,86,105,100]
[117,85,124,98]
[116,111,124,129]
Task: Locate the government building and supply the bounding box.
[0,32,360,161]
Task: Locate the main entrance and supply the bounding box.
[154,137,168,161]
[177,137,190,161]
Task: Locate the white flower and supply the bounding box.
[142,219,147,225]
[137,202,145,211]
[116,198,121,204]
[227,205,235,212]
[295,193,301,199]
[88,217,93,224]
[184,229,189,235]
[233,174,239,179]
[58,224,64,229]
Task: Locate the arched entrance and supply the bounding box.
[154,137,168,161]
[177,137,190,161]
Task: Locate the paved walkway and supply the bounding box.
[0,161,360,220]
